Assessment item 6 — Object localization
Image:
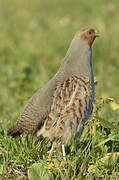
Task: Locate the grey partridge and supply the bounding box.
[7,28,99,157]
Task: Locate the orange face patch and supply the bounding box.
[78,29,97,46]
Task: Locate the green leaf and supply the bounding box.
[94,116,117,130]
[0,165,3,174]
[95,134,119,147]
[28,163,54,180]
[109,101,119,111]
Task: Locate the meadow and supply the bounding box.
[0,0,119,179]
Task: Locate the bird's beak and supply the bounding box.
[94,30,100,37]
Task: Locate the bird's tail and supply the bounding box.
[7,125,23,137]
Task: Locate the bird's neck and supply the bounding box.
[62,38,93,77]
[58,38,95,100]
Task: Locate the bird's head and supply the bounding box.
[77,28,99,46]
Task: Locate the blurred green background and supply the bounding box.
[0,0,119,129]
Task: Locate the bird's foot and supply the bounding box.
[48,141,57,159]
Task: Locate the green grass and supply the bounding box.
[0,0,119,179]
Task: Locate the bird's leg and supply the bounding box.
[62,144,66,160]
[48,141,57,159]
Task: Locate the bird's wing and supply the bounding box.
[7,78,58,136]
[43,75,92,145]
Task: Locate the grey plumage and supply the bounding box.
[7,28,98,147]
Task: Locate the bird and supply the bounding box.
[7,28,99,158]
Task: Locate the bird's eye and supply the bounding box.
[88,31,92,35]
